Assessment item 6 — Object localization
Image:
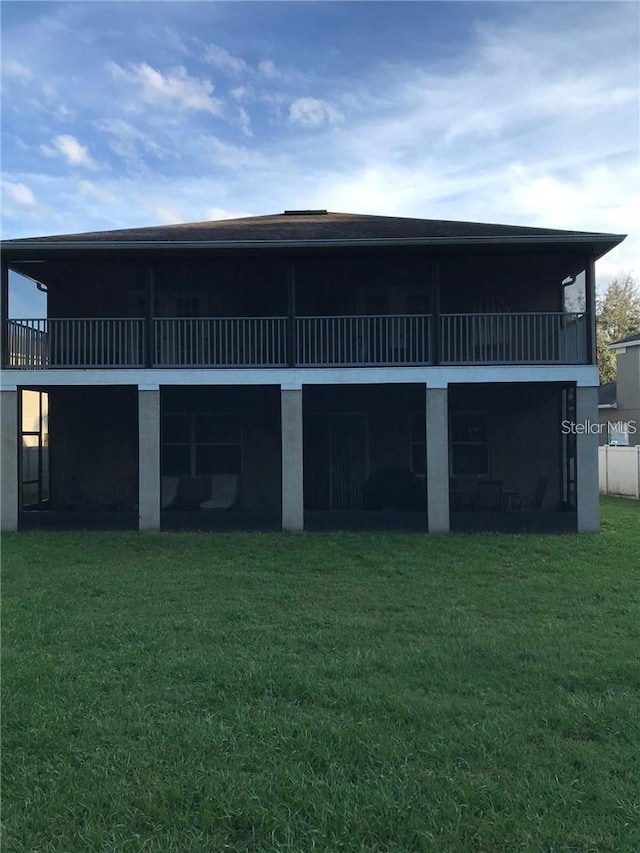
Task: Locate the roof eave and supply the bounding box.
[0,233,627,257]
[609,339,640,351]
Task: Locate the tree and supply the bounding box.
[596,274,640,384]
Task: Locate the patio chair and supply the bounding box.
[450,475,478,511]
[200,475,239,509]
[513,478,547,511]
[475,480,503,511]
[363,468,424,511]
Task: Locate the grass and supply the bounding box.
[2,496,639,852]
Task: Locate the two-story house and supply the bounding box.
[1,210,625,533]
[598,332,640,446]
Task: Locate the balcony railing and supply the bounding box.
[5,312,588,369]
[7,320,48,368]
[154,317,288,367]
[7,318,145,368]
[440,312,587,364]
[296,315,431,366]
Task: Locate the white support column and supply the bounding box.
[281,388,304,531]
[138,388,160,531]
[1,390,18,532]
[576,385,599,532]
[426,386,450,532]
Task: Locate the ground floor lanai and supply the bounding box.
[1,370,599,533]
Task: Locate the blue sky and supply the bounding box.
[2,0,639,315]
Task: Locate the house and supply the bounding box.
[0,210,626,533]
[598,332,640,446]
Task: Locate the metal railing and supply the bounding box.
[154,317,288,366]
[7,320,48,368]
[296,315,432,365]
[5,312,588,368]
[6,319,145,368]
[440,312,587,364]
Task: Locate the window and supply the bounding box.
[608,422,630,446]
[162,412,241,476]
[451,412,489,476]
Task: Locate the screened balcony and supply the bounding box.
[6,312,588,369]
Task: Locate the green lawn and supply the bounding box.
[2,497,639,852]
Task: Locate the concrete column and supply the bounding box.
[281,388,304,531]
[426,386,450,532]
[138,388,160,531]
[1,390,18,532]
[576,385,599,532]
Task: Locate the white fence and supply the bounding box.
[599,445,640,499]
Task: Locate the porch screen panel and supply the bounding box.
[562,386,577,507]
[330,413,367,510]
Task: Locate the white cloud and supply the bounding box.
[2,59,31,81]
[95,118,166,167]
[308,7,638,283]
[204,43,247,75]
[258,59,283,79]
[1,2,636,287]
[329,7,637,175]
[154,206,185,224]
[78,180,117,204]
[40,134,97,168]
[204,207,251,221]
[1,178,50,235]
[162,26,190,57]
[40,84,75,121]
[108,62,222,115]
[196,135,275,171]
[289,97,343,128]
[495,162,638,286]
[2,181,37,206]
[23,82,75,122]
[0,171,263,239]
[237,107,252,137]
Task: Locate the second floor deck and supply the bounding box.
[7,311,588,369]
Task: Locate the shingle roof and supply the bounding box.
[609,331,640,347]
[1,210,626,249]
